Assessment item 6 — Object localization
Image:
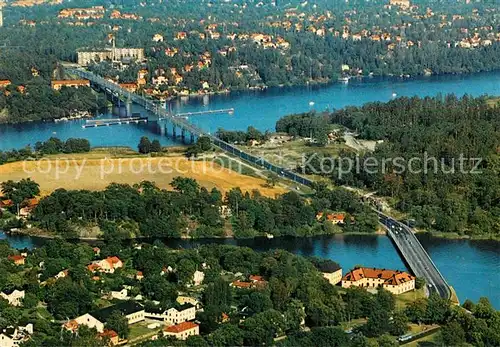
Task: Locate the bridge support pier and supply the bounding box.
[181,129,186,143]
[190,133,195,144]
[172,126,177,139]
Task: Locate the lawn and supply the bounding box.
[395,288,426,310]
[128,321,159,341]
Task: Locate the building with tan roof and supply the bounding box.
[342,267,415,294]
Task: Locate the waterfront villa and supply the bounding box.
[163,322,199,340]
[342,267,415,295]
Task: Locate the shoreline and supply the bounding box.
[5,227,499,244]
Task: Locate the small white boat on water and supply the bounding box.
[265,233,274,239]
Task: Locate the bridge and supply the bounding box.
[378,211,451,299]
[70,68,452,299]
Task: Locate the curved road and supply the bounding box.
[378,212,451,299]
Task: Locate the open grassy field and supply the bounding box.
[0,149,286,197]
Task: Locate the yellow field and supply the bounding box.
[0,151,285,197]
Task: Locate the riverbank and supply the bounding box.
[415,231,500,242]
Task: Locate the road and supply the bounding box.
[377,211,451,299]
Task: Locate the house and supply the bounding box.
[18,198,39,218]
[152,34,164,42]
[165,303,196,324]
[88,256,123,274]
[0,199,14,209]
[93,247,101,256]
[54,269,69,280]
[231,280,253,289]
[92,301,145,325]
[51,79,90,90]
[136,271,144,281]
[110,288,128,300]
[314,261,343,285]
[8,255,25,266]
[176,296,200,309]
[0,324,33,347]
[119,83,138,93]
[342,267,415,295]
[317,212,346,225]
[249,275,267,288]
[98,329,119,345]
[0,80,11,88]
[63,313,104,333]
[192,270,204,286]
[163,322,199,340]
[0,289,25,306]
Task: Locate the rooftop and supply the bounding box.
[164,321,198,334]
[92,301,144,322]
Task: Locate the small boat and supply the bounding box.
[338,76,350,83]
[309,101,315,107]
[392,93,397,98]
[265,233,274,239]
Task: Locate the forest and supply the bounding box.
[0,240,498,346]
[276,95,500,237]
[0,137,91,165]
[0,177,379,239]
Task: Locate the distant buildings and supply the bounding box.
[92,301,145,325]
[51,79,90,90]
[87,256,123,274]
[77,47,144,66]
[8,255,25,266]
[342,267,415,295]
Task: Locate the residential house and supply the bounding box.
[63,313,104,333]
[97,330,119,345]
[0,199,13,209]
[110,288,128,300]
[152,34,164,42]
[54,269,69,280]
[176,296,200,309]
[119,83,138,93]
[51,79,90,90]
[163,322,199,340]
[92,301,145,325]
[342,267,415,295]
[8,255,25,266]
[0,324,33,347]
[315,261,343,285]
[192,270,205,286]
[0,289,25,306]
[0,80,11,88]
[136,271,144,281]
[88,256,123,274]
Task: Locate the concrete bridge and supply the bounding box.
[70,68,452,299]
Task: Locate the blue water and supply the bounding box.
[1,71,499,151]
[0,71,499,308]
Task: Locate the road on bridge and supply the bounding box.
[378,212,451,299]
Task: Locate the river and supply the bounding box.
[1,71,499,151]
[0,71,499,308]
[1,231,499,308]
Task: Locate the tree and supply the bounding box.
[440,321,466,346]
[197,136,212,151]
[150,139,162,153]
[138,136,152,154]
[106,311,130,339]
[208,324,244,347]
[389,310,409,336]
[266,172,279,187]
[415,277,426,289]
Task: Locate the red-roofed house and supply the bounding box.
[0,199,14,209]
[51,79,90,90]
[163,322,199,340]
[342,267,415,295]
[8,255,26,266]
[0,80,11,88]
[98,329,119,345]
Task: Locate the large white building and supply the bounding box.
[77,47,145,66]
[342,267,415,295]
[0,324,33,347]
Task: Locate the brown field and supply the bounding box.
[0,151,286,197]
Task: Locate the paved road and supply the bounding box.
[377,212,451,299]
